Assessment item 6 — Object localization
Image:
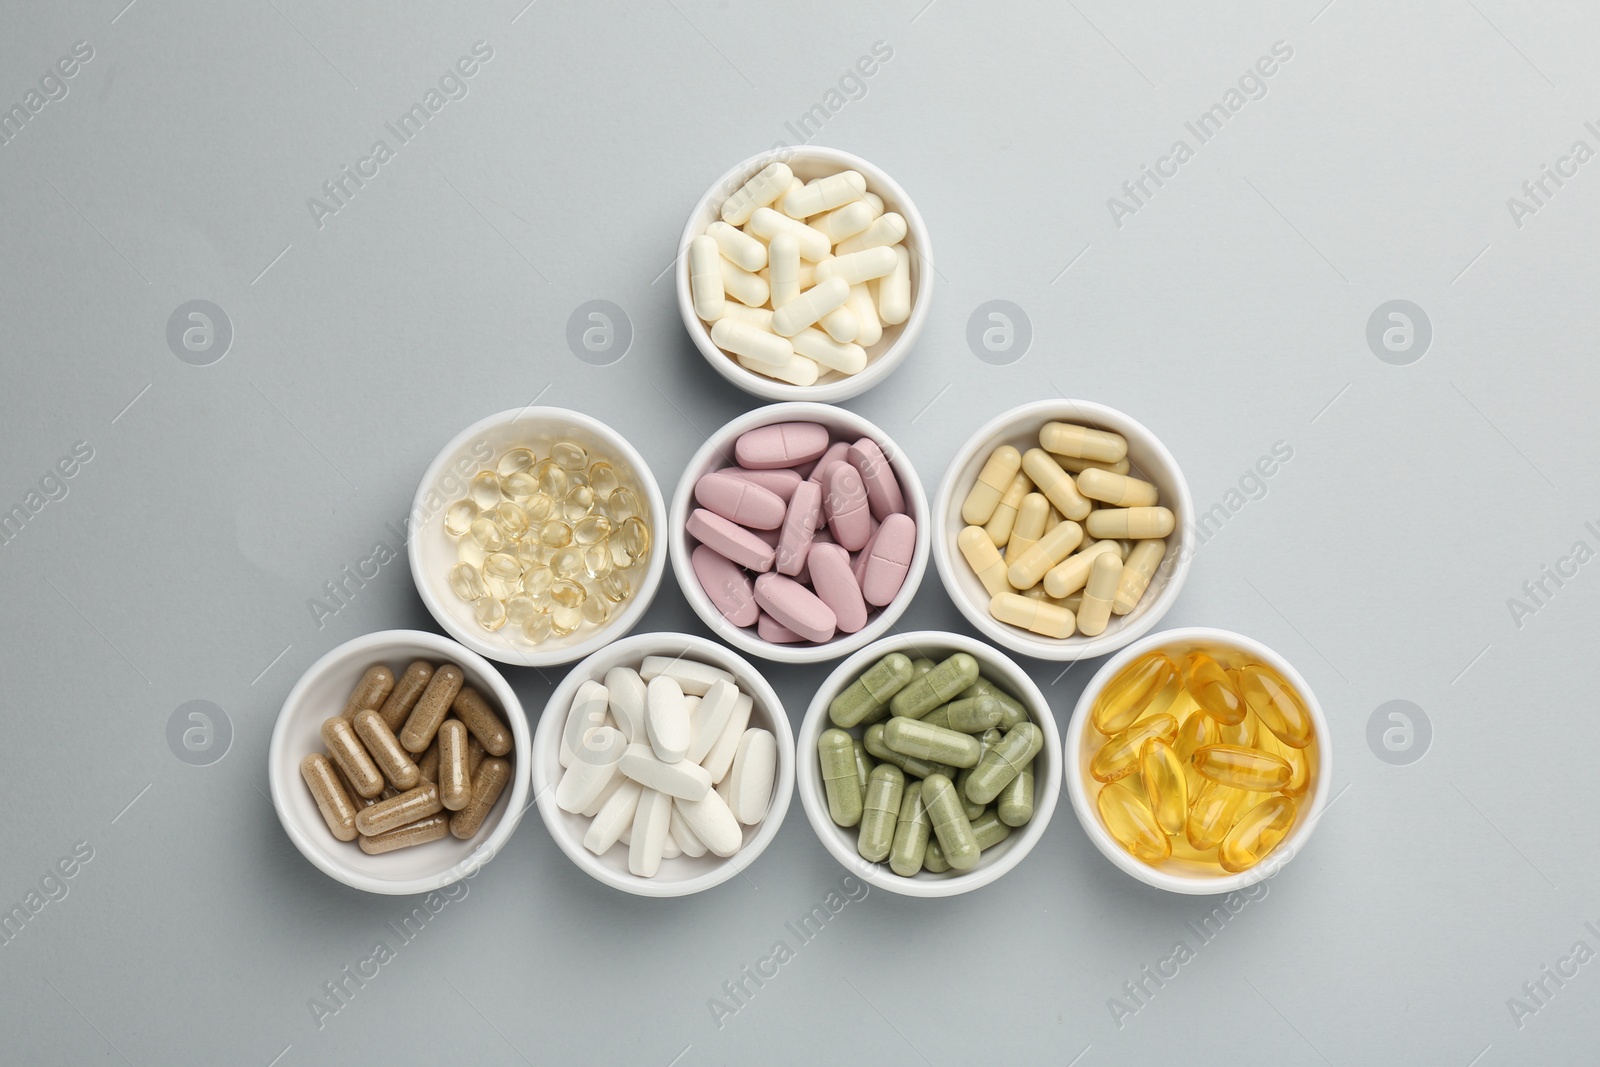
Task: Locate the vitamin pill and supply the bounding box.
[1091,651,1179,733]
[1113,539,1166,615]
[808,543,868,634]
[301,754,359,842]
[1090,714,1178,784]
[1239,665,1314,748]
[857,764,905,862]
[322,717,385,799]
[711,318,792,369]
[359,814,451,855]
[775,478,823,577]
[859,513,915,607]
[772,276,850,336]
[847,284,881,347]
[783,169,866,217]
[877,245,911,325]
[1097,779,1170,864]
[1181,652,1247,726]
[1039,422,1128,463]
[1077,468,1159,508]
[806,441,851,483]
[1192,744,1292,792]
[557,726,626,813]
[584,779,642,855]
[725,466,802,501]
[961,679,1028,730]
[417,742,440,785]
[852,739,873,790]
[1007,493,1050,562]
[723,729,777,825]
[888,784,930,876]
[747,207,832,262]
[675,789,743,858]
[449,757,510,839]
[377,660,433,731]
[737,351,818,385]
[958,525,1011,597]
[645,676,692,763]
[1075,552,1122,637]
[845,438,904,520]
[1185,779,1251,851]
[603,666,649,743]
[819,728,865,827]
[721,161,793,225]
[1218,796,1296,873]
[883,717,982,768]
[688,508,777,572]
[352,709,421,792]
[723,259,772,307]
[357,781,443,838]
[889,652,980,719]
[687,680,740,764]
[669,803,709,858]
[689,235,726,321]
[438,719,470,812]
[829,652,914,727]
[757,613,803,643]
[736,422,831,469]
[1041,539,1124,599]
[629,789,673,878]
[561,679,611,769]
[753,572,837,643]
[811,199,874,244]
[1006,518,1085,590]
[982,473,1031,547]
[923,839,951,873]
[996,758,1034,827]
[401,663,464,754]
[341,665,395,720]
[1056,453,1130,476]
[961,446,1022,526]
[1139,739,1188,836]
[789,327,867,375]
[641,655,738,698]
[969,810,1013,851]
[864,723,955,781]
[451,686,512,757]
[618,743,712,801]
[1021,448,1091,522]
[922,696,1003,734]
[836,211,907,256]
[708,219,767,272]
[921,774,980,871]
[1085,507,1176,540]
[989,592,1076,639]
[814,245,897,285]
[964,722,1043,804]
[700,692,753,785]
[823,462,873,551]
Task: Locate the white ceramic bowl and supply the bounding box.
[532,633,794,898]
[934,399,1194,662]
[669,402,930,665]
[797,631,1061,898]
[1065,627,1332,895]
[269,629,532,895]
[676,146,932,403]
[408,406,667,667]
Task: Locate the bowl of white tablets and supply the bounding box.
[676,146,932,403]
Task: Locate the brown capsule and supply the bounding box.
[416,740,440,784]
[356,781,443,837]
[438,719,471,812]
[401,663,464,753]
[352,708,421,791]
[331,762,379,809]
[358,813,451,855]
[466,735,486,777]
[377,660,434,731]
[451,686,512,757]
[341,664,395,719]
[450,757,510,839]
[321,717,384,798]
[301,754,358,841]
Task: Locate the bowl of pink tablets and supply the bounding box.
[669,402,929,664]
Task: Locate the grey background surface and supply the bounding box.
[1,0,1596,1064]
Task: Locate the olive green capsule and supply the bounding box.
[890,653,981,719]
[882,716,982,769]
[921,774,980,871]
[851,739,873,793]
[956,728,1003,809]
[857,764,905,862]
[970,809,1014,851]
[829,653,915,727]
[922,696,1004,734]
[889,783,929,876]
[910,657,936,676]
[964,722,1044,805]
[923,838,950,873]
[960,678,1029,730]
[818,728,863,827]
[858,702,891,727]
[998,759,1035,826]
[865,723,957,780]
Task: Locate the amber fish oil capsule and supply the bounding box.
[1091,650,1178,734]
[1219,796,1296,873]
[302,754,359,842]
[1192,744,1292,792]
[1239,664,1315,748]
[1097,779,1169,864]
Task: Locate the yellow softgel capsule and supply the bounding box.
[990,592,1075,639]
[469,470,502,509]
[958,525,1011,596]
[1239,665,1314,749]
[1021,448,1090,521]
[1140,739,1188,836]
[1090,713,1178,783]
[1174,708,1221,795]
[1185,779,1251,851]
[1091,651,1179,734]
[1192,744,1291,792]
[1097,779,1170,864]
[1219,795,1296,872]
[1181,651,1247,726]
[961,445,1022,525]
[1257,726,1312,799]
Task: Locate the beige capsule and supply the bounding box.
[401,663,464,753]
[438,719,471,812]
[957,525,1010,596]
[1085,506,1176,540]
[1076,552,1122,637]
[1007,494,1050,562]
[466,735,486,778]
[961,445,1022,526]
[450,757,511,840]
[1053,453,1131,476]
[321,717,384,798]
[416,739,440,784]
[1006,519,1085,590]
[1021,448,1091,521]
[332,761,379,809]
[359,814,451,855]
[1114,539,1167,615]
[983,473,1032,547]
[990,591,1076,639]
[356,781,443,837]
[377,660,434,731]
[301,753,359,841]
[1039,421,1128,463]
[340,665,395,719]
[1042,539,1125,599]
[1077,468,1159,508]
[451,686,513,757]
[352,708,421,791]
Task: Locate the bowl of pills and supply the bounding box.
[533,633,794,897]
[669,402,929,665]
[269,629,531,895]
[1065,627,1331,894]
[409,406,667,667]
[676,146,932,403]
[797,631,1061,898]
[934,399,1193,662]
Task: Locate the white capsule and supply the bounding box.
[619,743,713,800]
[555,726,625,813]
[877,245,911,325]
[835,212,907,256]
[768,232,801,308]
[861,191,884,216]
[603,667,647,744]
[560,680,610,769]
[720,257,769,307]
[707,219,766,272]
[688,679,740,764]
[716,302,774,331]
[711,318,794,370]
[669,801,709,857]
[815,245,897,286]
[640,656,738,696]
[722,729,777,825]
[629,788,672,877]
[819,304,858,344]
[720,161,792,226]
[688,235,725,322]
[782,170,866,218]
[772,276,850,336]
[674,789,743,857]
[847,284,881,348]
[790,327,867,375]
[701,693,753,783]
[738,351,819,386]
[582,778,642,854]
[747,207,831,261]
[777,176,807,219]
[645,676,691,763]
[811,200,874,245]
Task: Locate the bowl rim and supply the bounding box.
[531,631,795,898]
[796,630,1062,898]
[268,628,532,896]
[407,405,668,667]
[1064,625,1334,895]
[932,398,1195,662]
[668,401,931,665]
[674,145,933,404]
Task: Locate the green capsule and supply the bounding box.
[865,723,957,780]
[829,653,915,727]
[858,702,891,727]
[997,760,1035,826]
[888,782,929,876]
[890,653,981,719]
[956,728,1003,809]
[922,696,1004,734]
[921,774,980,871]
[910,657,937,676]
[964,722,1044,805]
[882,717,982,768]
[818,728,863,827]
[970,809,1014,851]
[857,764,904,862]
[960,678,1029,730]
[923,838,950,873]
[851,739,873,793]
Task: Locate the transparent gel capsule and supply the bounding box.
[521,612,553,644]
[581,593,612,625]
[492,501,529,539]
[618,516,650,563]
[608,537,632,570]
[524,492,556,523]
[458,537,487,569]
[550,545,585,581]
[574,514,612,545]
[566,468,589,490]
[469,470,502,510]
[606,487,641,523]
[448,563,488,601]
[539,519,572,548]
[550,604,582,636]
[551,441,588,471]
[444,500,478,537]
[496,448,536,477]
[504,595,540,627]
[474,597,507,631]
[551,579,586,609]
[588,461,620,497]
[564,484,597,520]
[468,517,506,552]
[535,459,569,498]
[482,552,523,599]
[582,543,612,580]
[522,565,554,599]
[501,471,539,504]
[599,572,631,602]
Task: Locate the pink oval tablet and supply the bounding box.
[852,524,879,587]
[775,479,823,577]
[735,422,830,470]
[757,613,804,643]
[860,513,915,607]
[694,470,787,530]
[807,542,868,634]
[846,437,906,520]
[824,462,872,552]
[691,544,759,627]
[804,441,851,484]
[753,572,837,643]
[724,467,803,502]
[687,508,775,573]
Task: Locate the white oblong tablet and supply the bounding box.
[560,680,610,768]
[669,801,709,858]
[603,667,647,743]
[619,743,712,801]
[688,679,741,764]
[675,789,743,858]
[555,726,625,813]
[640,656,738,696]
[700,693,753,784]
[629,789,672,878]
[645,676,691,762]
[723,729,777,826]
[583,779,642,855]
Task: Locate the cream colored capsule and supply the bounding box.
[301,753,359,842]
[777,176,806,218]
[961,445,1022,525]
[1042,539,1125,598]
[819,303,859,344]
[352,708,421,791]
[1022,448,1091,521]
[720,161,793,225]
[359,813,451,855]
[321,717,384,799]
[990,591,1075,639]
[707,220,766,272]
[861,191,885,216]
[450,757,510,840]
[759,258,817,293]
[790,328,867,375]
[835,212,907,256]
[438,719,471,811]
[712,318,793,370]
[356,781,443,837]
[1086,506,1176,540]
[983,473,1031,547]
[1054,454,1131,476]
[1078,468,1159,508]
[772,276,850,336]
[1006,518,1085,590]
[720,258,770,307]
[782,170,866,217]
[717,302,774,332]
[877,245,911,325]
[1040,422,1128,463]
[815,246,897,286]
[341,665,395,720]
[1076,552,1122,636]
[811,200,874,245]
[688,235,725,321]
[747,207,831,261]
[1007,494,1050,561]
[958,525,1011,596]
[1114,539,1166,615]
[737,352,819,386]
[767,233,801,308]
[847,284,881,347]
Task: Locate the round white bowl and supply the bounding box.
[797,631,1061,898]
[934,399,1194,662]
[669,402,930,665]
[408,406,667,667]
[676,145,932,403]
[1065,626,1332,895]
[269,629,532,895]
[532,632,795,898]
